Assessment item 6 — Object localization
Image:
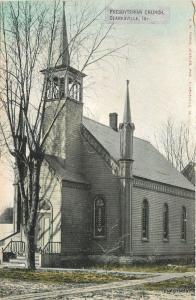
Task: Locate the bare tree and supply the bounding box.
[0,0,125,269]
[192,1,196,27]
[154,118,196,172]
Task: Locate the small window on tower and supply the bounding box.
[53,76,59,99]
[52,76,65,99]
[59,78,65,98]
[68,77,81,101]
[94,196,106,238]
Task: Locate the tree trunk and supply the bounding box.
[26,228,36,270]
[25,159,42,270]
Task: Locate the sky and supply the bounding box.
[0,0,195,215]
[84,0,195,134]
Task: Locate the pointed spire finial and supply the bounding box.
[61,1,70,66]
[123,80,131,123]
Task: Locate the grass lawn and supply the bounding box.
[142,276,195,292]
[96,263,195,273]
[0,268,138,284]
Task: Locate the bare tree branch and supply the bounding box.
[154,117,196,172]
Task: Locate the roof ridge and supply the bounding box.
[83,116,114,130]
[83,116,150,143]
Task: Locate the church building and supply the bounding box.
[1,7,195,267]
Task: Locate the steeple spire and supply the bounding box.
[119,79,135,160]
[119,80,135,255]
[61,1,70,66]
[123,80,131,123]
[41,1,86,103]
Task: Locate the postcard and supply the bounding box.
[0,0,195,299]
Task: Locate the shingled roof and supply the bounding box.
[82,117,194,191]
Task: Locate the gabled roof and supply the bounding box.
[45,154,88,185]
[82,117,195,191]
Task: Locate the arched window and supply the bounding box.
[68,77,81,102]
[142,199,149,240]
[163,203,169,240]
[94,196,106,238]
[181,206,187,241]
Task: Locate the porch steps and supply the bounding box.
[3,253,40,268]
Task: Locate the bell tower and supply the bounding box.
[41,2,86,168]
[41,2,85,103]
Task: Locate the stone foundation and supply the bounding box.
[86,254,194,265]
[40,253,194,268]
[40,253,62,268]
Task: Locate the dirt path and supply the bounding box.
[2,272,194,300]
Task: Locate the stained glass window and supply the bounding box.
[181,206,187,241]
[163,203,169,240]
[94,197,106,238]
[142,199,149,240]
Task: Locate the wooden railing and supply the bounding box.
[3,240,25,255]
[41,242,61,254]
[0,231,20,247]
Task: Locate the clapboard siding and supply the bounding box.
[132,186,195,255]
